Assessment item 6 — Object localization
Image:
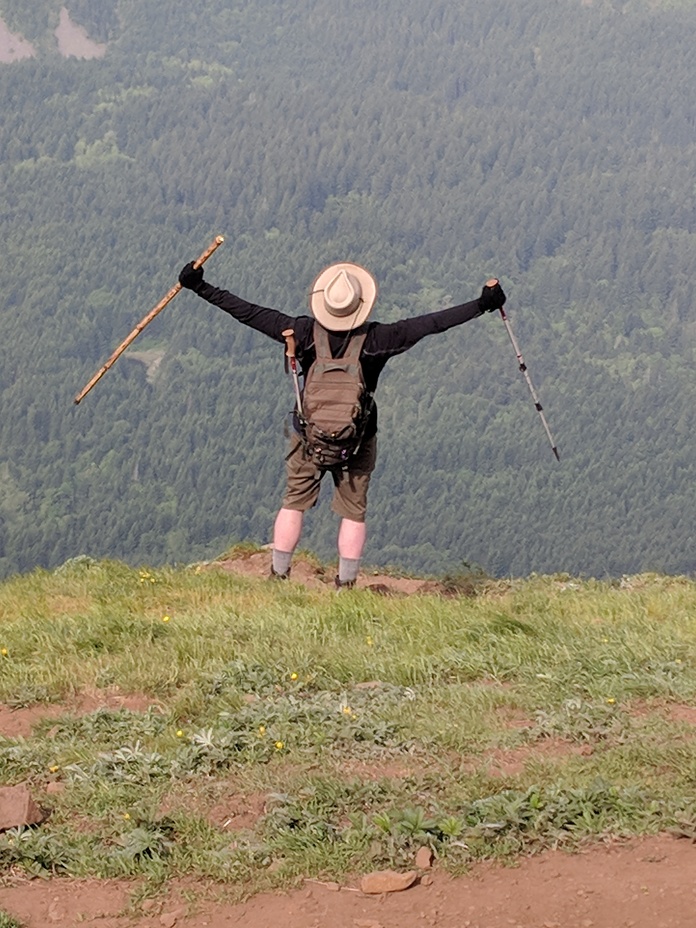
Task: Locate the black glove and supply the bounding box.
[479,278,506,313]
[178,261,204,291]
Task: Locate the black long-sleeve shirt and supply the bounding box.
[193,279,486,437]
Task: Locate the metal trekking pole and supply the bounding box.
[74,235,224,404]
[282,328,305,420]
[494,287,559,461]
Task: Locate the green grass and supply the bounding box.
[0,559,695,897]
[0,914,23,928]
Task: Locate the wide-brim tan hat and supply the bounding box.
[309,262,377,331]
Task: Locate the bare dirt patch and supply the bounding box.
[55,7,106,60]
[481,738,593,778]
[0,18,36,62]
[663,703,696,726]
[2,833,696,928]
[157,777,268,833]
[209,549,452,597]
[626,699,696,730]
[0,690,164,739]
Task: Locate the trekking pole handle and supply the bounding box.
[282,328,305,418]
[282,329,297,360]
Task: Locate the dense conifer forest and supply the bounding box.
[1,0,695,580]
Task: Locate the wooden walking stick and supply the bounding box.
[74,235,224,404]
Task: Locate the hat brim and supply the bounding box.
[309,262,378,332]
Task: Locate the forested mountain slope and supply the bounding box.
[1,0,695,579]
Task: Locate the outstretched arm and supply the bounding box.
[366,279,506,357]
[179,262,295,343]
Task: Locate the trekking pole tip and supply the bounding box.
[553,447,560,461]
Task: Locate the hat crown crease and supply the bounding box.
[325,270,361,316]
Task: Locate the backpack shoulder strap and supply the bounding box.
[344,330,367,361]
[312,321,332,360]
[312,322,367,362]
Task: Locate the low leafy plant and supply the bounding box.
[66,741,169,785]
[0,827,75,878]
[0,912,24,928]
[529,697,627,743]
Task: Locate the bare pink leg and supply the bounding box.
[273,507,304,552]
[337,518,367,560]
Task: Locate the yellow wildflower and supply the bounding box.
[290,672,298,681]
[176,729,184,738]
[162,615,170,623]
[0,648,7,656]
[258,725,266,736]
[606,697,616,704]
[274,740,284,750]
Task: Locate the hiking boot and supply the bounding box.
[334,575,355,591]
[270,567,290,581]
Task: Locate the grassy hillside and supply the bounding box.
[1,555,695,896]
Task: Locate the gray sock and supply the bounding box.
[272,549,293,576]
[338,557,361,583]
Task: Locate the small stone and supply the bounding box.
[415,846,434,869]
[360,870,418,895]
[46,782,65,795]
[324,881,341,892]
[420,874,434,886]
[0,785,46,831]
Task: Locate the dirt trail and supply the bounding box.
[2,833,695,927]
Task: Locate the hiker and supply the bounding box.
[178,259,506,588]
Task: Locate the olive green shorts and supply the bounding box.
[282,433,377,522]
